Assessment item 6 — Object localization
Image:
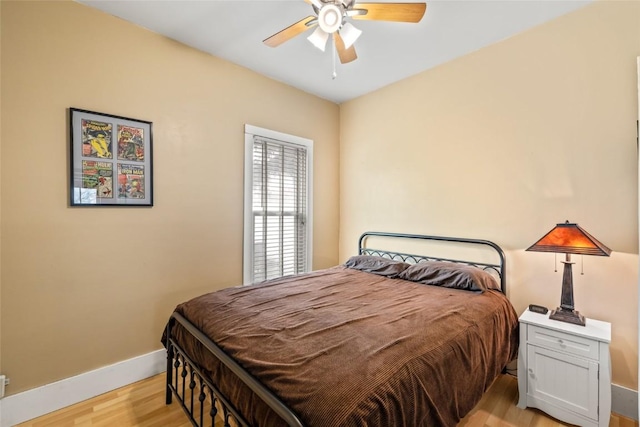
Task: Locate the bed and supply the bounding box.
[163,232,519,427]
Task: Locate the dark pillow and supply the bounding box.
[397,261,500,292]
[344,255,410,278]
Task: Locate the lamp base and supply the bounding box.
[549,307,586,326]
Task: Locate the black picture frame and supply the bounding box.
[69,108,153,206]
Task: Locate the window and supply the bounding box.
[243,125,313,284]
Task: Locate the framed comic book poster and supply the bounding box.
[70,108,153,206]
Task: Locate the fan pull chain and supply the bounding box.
[332,39,337,79]
[554,253,557,272]
[581,255,584,275]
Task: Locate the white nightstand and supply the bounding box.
[517,308,611,427]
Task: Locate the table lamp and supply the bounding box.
[526,221,611,326]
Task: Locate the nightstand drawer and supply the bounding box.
[528,324,599,360]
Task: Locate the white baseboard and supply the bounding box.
[612,383,639,421]
[0,349,166,427]
[0,352,636,426]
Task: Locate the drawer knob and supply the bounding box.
[558,339,564,345]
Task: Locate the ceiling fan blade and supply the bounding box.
[263,16,317,47]
[351,3,426,22]
[304,0,324,9]
[334,33,357,64]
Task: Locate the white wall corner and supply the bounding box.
[612,383,639,421]
[0,349,166,427]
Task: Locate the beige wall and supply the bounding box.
[340,0,640,389]
[0,0,340,394]
[1,0,639,399]
[0,0,3,374]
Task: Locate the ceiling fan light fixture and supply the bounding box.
[262,1,428,65]
[307,27,329,51]
[318,4,343,34]
[340,22,362,49]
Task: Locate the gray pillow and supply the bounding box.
[397,261,499,292]
[344,255,410,278]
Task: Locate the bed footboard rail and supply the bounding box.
[165,312,305,427]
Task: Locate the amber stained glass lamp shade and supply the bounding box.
[526,221,611,326]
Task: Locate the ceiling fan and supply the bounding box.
[263,0,427,64]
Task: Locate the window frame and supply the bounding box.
[243,124,313,285]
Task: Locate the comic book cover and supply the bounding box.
[82,161,113,198]
[81,119,113,159]
[117,163,145,199]
[117,125,145,162]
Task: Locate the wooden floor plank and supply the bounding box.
[15,373,638,427]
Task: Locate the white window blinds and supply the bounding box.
[244,126,313,284]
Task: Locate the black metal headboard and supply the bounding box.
[358,231,507,294]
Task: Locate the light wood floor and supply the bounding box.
[16,373,638,427]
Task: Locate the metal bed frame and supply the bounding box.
[164,232,507,427]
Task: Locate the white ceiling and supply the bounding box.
[77,0,592,104]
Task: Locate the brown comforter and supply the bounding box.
[167,266,519,427]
